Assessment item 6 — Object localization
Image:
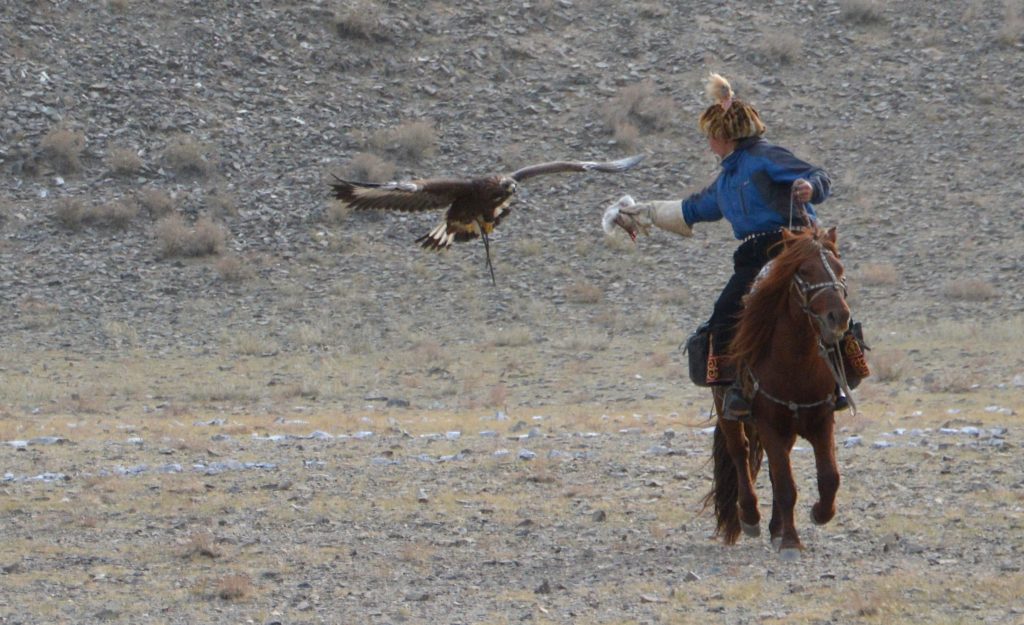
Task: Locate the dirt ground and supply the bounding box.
[2,1,1023,624]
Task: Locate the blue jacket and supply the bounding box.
[681,137,831,240]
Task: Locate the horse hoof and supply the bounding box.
[779,548,801,562]
[741,521,761,538]
[771,537,782,550]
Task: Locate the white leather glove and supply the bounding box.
[620,200,693,237]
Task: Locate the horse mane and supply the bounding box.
[729,228,839,375]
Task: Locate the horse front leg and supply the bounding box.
[805,411,840,525]
[761,426,801,558]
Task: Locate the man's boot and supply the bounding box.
[722,380,752,421]
[834,385,849,411]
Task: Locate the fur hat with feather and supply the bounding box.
[698,73,766,141]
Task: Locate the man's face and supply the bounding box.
[708,135,735,158]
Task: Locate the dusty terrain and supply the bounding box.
[1,1,1023,624]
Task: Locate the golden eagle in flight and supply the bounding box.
[330,154,645,284]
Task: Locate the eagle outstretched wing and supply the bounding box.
[509,153,645,182]
[329,153,645,284]
[330,177,470,213]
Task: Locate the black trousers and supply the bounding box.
[708,231,785,377]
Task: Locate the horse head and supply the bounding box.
[785,227,850,343]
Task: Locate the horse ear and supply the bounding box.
[826,226,838,245]
[781,228,799,242]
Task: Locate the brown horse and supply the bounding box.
[704,227,851,560]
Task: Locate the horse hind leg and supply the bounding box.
[719,416,762,541]
[741,422,765,538]
[704,390,761,544]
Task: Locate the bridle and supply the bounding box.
[792,245,848,337]
[745,239,856,416]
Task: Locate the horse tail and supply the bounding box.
[701,423,742,544]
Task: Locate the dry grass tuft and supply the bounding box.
[997,2,1024,45]
[106,146,143,177]
[565,281,604,304]
[759,31,802,65]
[54,198,86,230]
[162,134,215,179]
[341,152,397,182]
[88,200,139,229]
[215,573,253,601]
[926,369,978,393]
[333,0,386,41]
[943,279,997,301]
[205,187,239,219]
[858,262,898,286]
[490,327,534,348]
[138,187,175,218]
[869,348,908,383]
[370,120,438,163]
[603,80,677,135]
[39,127,86,175]
[611,121,641,151]
[214,254,254,282]
[181,530,222,559]
[54,199,138,230]
[325,200,351,225]
[839,0,886,24]
[154,214,226,258]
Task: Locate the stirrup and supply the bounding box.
[834,385,849,411]
[722,383,751,421]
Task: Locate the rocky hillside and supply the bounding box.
[1,1,1022,402]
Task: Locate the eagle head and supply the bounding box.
[498,176,517,196]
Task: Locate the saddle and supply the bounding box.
[684,321,870,389]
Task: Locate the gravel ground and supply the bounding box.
[1,1,1023,623]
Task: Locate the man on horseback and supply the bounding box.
[612,73,854,420]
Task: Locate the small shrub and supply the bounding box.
[107,147,142,177]
[512,239,543,258]
[490,327,533,347]
[39,127,86,175]
[215,573,253,601]
[155,214,225,258]
[488,383,509,408]
[858,263,898,286]
[205,187,239,219]
[162,134,214,179]
[943,279,997,301]
[341,152,396,182]
[869,349,908,383]
[603,80,677,134]
[88,200,139,229]
[55,198,86,230]
[215,254,254,282]
[839,0,886,24]
[611,121,641,151]
[181,531,221,559]
[369,120,437,163]
[997,3,1023,45]
[325,200,351,225]
[760,32,802,65]
[138,187,175,218]
[333,0,384,40]
[191,217,227,255]
[566,281,604,304]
